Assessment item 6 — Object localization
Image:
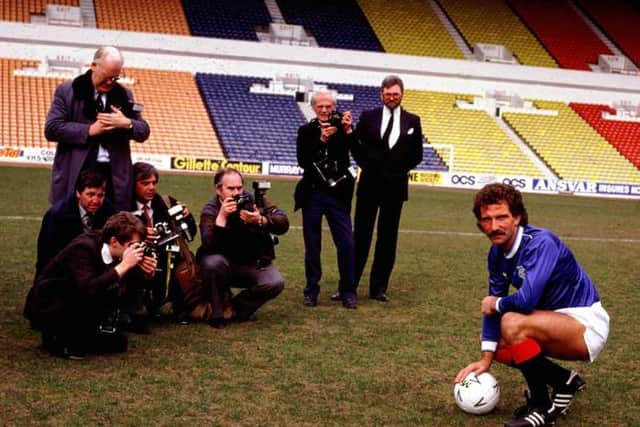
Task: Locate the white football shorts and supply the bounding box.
[556,301,610,362]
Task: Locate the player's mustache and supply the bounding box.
[489,230,506,238]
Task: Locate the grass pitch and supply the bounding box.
[1,165,638,426]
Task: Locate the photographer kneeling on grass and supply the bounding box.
[130,162,205,331]
[24,212,157,360]
[198,168,289,329]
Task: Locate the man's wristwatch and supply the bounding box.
[128,120,133,130]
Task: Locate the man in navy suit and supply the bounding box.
[35,169,115,276]
[350,75,423,302]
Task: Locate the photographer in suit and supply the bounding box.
[294,90,357,309]
[351,75,423,302]
[131,162,199,326]
[24,212,157,359]
[35,169,115,276]
[198,168,289,329]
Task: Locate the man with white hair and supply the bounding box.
[45,46,150,211]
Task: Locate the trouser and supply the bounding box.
[200,254,284,320]
[353,195,404,296]
[302,191,356,300]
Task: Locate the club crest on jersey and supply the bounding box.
[516,265,526,279]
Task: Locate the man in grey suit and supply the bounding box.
[350,75,423,302]
[45,46,150,211]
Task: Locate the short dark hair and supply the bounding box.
[381,75,404,92]
[473,183,529,226]
[214,168,243,188]
[75,169,106,193]
[133,162,159,182]
[102,211,147,244]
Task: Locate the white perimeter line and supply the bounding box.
[3,217,639,244]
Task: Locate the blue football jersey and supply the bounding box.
[481,225,600,351]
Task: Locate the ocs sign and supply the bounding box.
[501,178,526,189]
[451,175,526,188]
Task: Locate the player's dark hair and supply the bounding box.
[75,169,106,193]
[214,168,243,188]
[472,183,528,226]
[102,211,147,244]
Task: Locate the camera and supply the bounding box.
[313,147,355,188]
[167,204,194,242]
[233,194,254,212]
[328,110,342,128]
[253,181,271,209]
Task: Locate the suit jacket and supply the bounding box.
[294,119,355,211]
[35,194,115,276]
[25,232,122,329]
[45,70,150,210]
[353,107,423,201]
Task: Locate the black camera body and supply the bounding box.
[328,110,342,128]
[233,194,253,212]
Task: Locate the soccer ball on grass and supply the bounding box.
[454,372,500,415]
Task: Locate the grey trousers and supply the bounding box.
[200,254,284,320]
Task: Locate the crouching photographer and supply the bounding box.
[198,168,289,329]
[294,90,358,309]
[24,212,156,359]
[130,162,203,331]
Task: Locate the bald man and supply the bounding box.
[45,46,150,211]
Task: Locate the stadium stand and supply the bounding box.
[182,0,272,40]
[572,103,640,169]
[0,58,222,158]
[576,0,640,69]
[0,58,60,149]
[403,89,542,176]
[438,0,558,68]
[356,0,464,59]
[123,68,223,158]
[509,0,612,71]
[503,101,640,183]
[196,73,305,162]
[276,0,383,51]
[94,0,190,35]
[0,0,78,23]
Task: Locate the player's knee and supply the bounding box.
[499,312,526,344]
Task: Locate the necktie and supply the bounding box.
[96,95,105,113]
[382,112,394,148]
[142,205,152,227]
[82,213,93,230]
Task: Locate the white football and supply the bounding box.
[454,372,500,415]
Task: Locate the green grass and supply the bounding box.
[1,165,639,426]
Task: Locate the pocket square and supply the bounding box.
[407,128,414,135]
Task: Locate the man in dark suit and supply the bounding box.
[350,75,423,302]
[45,46,150,211]
[35,169,115,276]
[24,212,156,359]
[131,162,198,322]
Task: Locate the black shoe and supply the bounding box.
[208,318,227,329]
[369,293,389,302]
[330,291,341,301]
[513,388,533,418]
[342,298,357,309]
[504,407,555,427]
[42,332,86,360]
[303,295,318,307]
[126,315,151,335]
[547,371,586,419]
